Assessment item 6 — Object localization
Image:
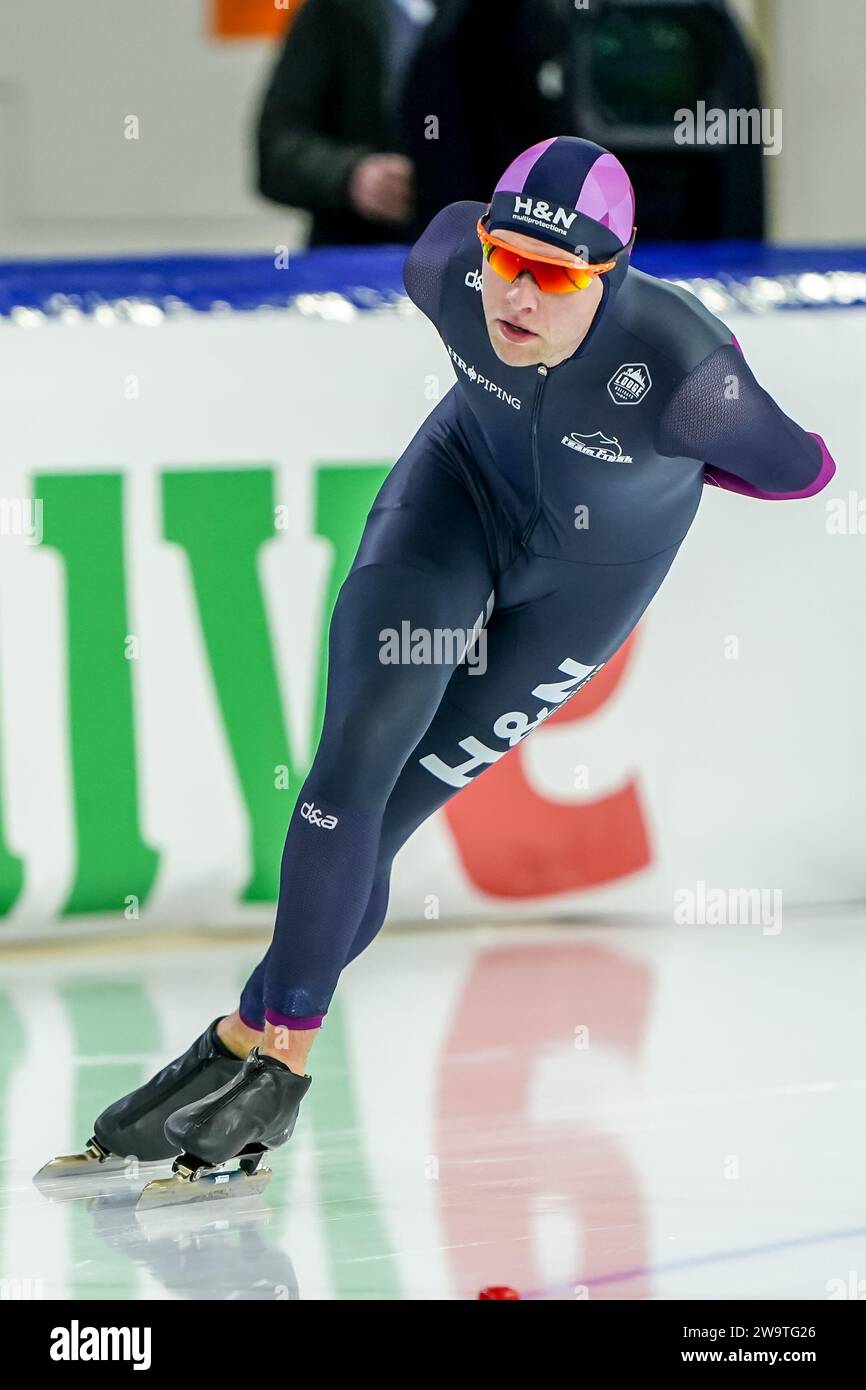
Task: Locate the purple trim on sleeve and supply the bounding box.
[265,1008,325,1030]
[238,1012,264,1032]
[704,432,836,500]
[730,332,743,353]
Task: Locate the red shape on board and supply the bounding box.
[444,633,652,898]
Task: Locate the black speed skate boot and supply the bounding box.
[34,1018,246,1193]
[137,1048,311,1209]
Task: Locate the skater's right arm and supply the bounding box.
[402,201,483,330]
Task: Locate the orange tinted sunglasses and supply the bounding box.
[476,215,625,293]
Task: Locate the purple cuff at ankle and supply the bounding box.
[265,1008,325,1030]
[238,1012,264,1032]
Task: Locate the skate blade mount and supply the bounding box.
[33,1137,169,1199]
[137,1147,271,1210]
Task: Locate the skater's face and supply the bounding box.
[481,230,604,370]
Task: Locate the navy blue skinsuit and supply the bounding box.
[240,200,835,1026]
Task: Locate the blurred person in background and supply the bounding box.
[255,0,573,246]
[256,0,765,247]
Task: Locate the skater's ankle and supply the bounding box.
[262,1021,318,1078]
[259,1043,308,1078]
[217,1011,262,1060]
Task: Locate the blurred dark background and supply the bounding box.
[256,0,765,247]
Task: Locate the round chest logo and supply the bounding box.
[607,363,652,405]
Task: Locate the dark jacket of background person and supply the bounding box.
[255,0,573,247]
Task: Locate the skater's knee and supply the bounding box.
[315,680,438,802]
[311,710,407,804]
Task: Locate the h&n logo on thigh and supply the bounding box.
[420,656,604,788]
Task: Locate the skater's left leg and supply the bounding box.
[305,551,656,965]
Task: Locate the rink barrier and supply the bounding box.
[1,244,866,324]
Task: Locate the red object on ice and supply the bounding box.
[478,1286,520,1300]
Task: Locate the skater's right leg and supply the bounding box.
[235,557,478,1081]
[227,871,391,1058]
[257,426,494,1015]
[159,526,495,1178]
[260,548,492,1026]
[207,431,497,1102]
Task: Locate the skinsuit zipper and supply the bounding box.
[519,363,548,547]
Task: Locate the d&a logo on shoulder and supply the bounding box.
[607,363,652,405]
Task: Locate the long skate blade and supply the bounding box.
[33,1152,170,1202]
[136,1163,272,1211]
[136,1190,272,1238]
[36,1151,131,1179]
